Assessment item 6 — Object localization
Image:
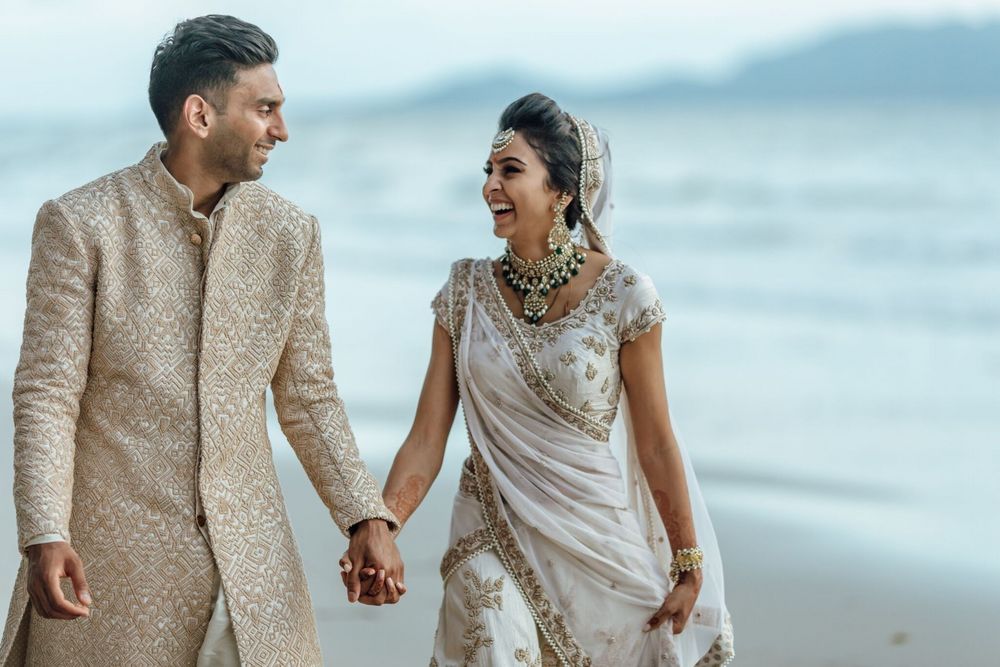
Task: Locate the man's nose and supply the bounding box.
[270,112,289,142]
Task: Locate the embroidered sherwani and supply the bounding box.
[0,144,397,666]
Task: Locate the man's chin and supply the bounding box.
[233,167,264,183]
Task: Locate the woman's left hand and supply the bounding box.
[644,570,703,634]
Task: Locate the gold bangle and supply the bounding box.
[669,546,704,584]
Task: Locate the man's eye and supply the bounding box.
[503,167,520,175]
[483,166,492,175]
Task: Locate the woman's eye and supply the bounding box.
[503,167,520,175]
[483,166,492,175]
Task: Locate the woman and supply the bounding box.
[344,93,734,666]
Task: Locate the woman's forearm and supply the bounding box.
[637,435,698,551]
[382,434,447,530]
[382,322,460,531]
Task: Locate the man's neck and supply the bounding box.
[160,146,228,218]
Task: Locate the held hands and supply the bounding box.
[25,542,92,620]
[339,519,406,606]
[644,569,703,635]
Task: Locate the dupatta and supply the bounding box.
[444,258,732,667]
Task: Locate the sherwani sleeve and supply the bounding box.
[12,200,96,553]
[270,217,399,536]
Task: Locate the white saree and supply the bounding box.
[428,258,734,667]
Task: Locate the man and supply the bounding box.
[0,15,403,666]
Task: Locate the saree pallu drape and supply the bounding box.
[434,261,732,667]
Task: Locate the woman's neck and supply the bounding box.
[507,236,550,262]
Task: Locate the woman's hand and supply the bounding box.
[644,570,703,634]
[338,550,406,605]
[340,520,407,605]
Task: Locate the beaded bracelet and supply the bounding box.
[669,546,704,584]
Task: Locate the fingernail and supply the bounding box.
[341,563,352,573]
[81,592,92,605]
[642,623,651,633]
[348,592,357,603]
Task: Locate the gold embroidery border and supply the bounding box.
[446,263,591,667]
[469,448,591,667]
[477,260,612,442]
[619,300,666,344]
[440,528,494,583]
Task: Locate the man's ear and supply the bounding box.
[179,94,213,139]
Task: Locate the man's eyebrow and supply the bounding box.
[255,96,284,106]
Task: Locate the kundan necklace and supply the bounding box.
[500,241,587,323]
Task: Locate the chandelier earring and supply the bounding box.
[547,193,573,250]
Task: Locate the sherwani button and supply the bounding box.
[196,514,206,527]
[190,233,203,246]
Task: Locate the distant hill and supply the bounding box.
[394,21,1000,108]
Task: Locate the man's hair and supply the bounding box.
[148,15,278,137]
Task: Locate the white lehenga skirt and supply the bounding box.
[430,478,563,667]
[430,462,669,667]
[429,462,736,667]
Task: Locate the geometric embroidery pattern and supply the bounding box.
[1,144,396,665]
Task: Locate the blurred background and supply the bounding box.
[1,1,998,665]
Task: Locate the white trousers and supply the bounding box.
[196,582,240,666]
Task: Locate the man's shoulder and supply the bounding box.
[237,182,315,227]
[49,164,139,220]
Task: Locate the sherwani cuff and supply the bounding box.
[346,507,401,538]
[22,532,68,553]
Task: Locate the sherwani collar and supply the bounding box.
[137,142,244,220]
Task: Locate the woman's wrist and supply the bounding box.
[669,546,704,584]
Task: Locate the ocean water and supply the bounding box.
[0,101,997,590]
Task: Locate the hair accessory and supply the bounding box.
[492,128,516,154]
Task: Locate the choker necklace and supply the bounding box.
[500,242,586,323]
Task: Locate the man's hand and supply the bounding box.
[341,519,406,606]
[25,542,91,620]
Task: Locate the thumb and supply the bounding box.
[65,557,92,606]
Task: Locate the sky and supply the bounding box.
[3,0,1000,119]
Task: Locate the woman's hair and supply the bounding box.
[498,93,583,229]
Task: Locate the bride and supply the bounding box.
[343,93,734,666]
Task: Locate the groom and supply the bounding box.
[1,14,402,666]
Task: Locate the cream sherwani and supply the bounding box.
[0,144,397,666]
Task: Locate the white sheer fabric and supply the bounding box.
[430,258,732,667]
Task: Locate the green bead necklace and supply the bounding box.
[501,242,587,323]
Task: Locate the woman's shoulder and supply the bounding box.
[603,259,666,343]
[444,256,494,275]
[604,258,657,293]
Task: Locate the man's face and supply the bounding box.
[205,64,288,183]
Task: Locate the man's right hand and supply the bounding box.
[25,542,91,620]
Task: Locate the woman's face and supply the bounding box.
[482,133,562,244]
